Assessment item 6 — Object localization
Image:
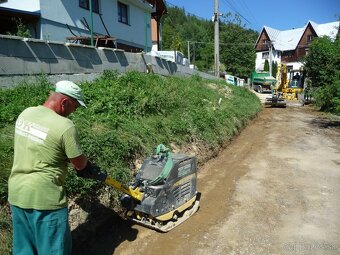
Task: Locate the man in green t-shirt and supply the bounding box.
[8,80,107,255]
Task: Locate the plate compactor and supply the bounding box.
[104,144,200,232]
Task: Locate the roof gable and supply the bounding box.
[255,28,271,51]
[146,0,167,20]
[310,21,339,39]
[266,26,304,51]
[257,20,339,52]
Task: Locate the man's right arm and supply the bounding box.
[70,154,87,170]
[70,155,107,182]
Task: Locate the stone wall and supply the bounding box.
[0,35,216,87]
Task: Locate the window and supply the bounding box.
[307,35,313,43]
[305,48,309,56]
[79,0,99,13]
[118,2,129,24]
[283,50,294,58]
[262,52,269,59]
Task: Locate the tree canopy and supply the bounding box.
[304,35,340,114]
[161,7,258,78]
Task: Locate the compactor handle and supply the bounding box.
[105,176,144,201]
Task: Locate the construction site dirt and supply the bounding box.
[72,106,340,255]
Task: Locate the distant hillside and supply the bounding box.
[161,7,259,77]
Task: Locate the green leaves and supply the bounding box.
[304,36,340,114]
[0,75,51,127]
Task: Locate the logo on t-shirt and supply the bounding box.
[15,118,49,144]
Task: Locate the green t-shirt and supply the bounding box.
[8,105,83,210]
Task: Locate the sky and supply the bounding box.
[165,0,340,32]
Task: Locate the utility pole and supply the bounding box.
[187,41,190,64]
[174,32,177,63]
[269,41,273,76]
[89,0,94,46]
[214,0,219,77]
[144,13,147,52]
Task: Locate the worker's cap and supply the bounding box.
[55,80,87,108]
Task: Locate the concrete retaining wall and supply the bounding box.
[0,35,216,88]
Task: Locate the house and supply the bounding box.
[150,0,166,51]
[255,20,339,72]
[0,0,166,52]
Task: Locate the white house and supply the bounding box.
[255,20,339,72]
[0,0,166,52]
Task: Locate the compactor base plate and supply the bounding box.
[125,193,200,232]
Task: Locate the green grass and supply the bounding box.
[0,71,261,252]
[0,205,12,255]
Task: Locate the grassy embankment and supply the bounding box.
[0,71,261,254]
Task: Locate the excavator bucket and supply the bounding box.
[265,96,287,107]
[265,90,287,108]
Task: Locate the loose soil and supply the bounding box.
[72,104,340,255]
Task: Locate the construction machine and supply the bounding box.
[265,88,287,107]
[264,63,287,107]
[278,63,304,100]
[251,71,276,93]
[265,63,306,106]
[105,144,200,232]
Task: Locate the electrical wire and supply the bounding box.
[219,0,252,26]
[235,0,262,30]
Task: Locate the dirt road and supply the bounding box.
[73,105,340,255]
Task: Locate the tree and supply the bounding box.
[272,61,278,77]
[263,59,269,72]
[161,8,258,74]
[304,37,338,88]
[219,13,258,78]
[304,36,340,114]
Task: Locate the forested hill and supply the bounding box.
[161,6,259,78]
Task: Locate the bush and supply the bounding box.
[312,76,340,115]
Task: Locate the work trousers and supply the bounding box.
[10,205,72,255]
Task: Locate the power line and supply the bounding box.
[189,41,255,46]
[234,0,262,30]
[219,0,252,26]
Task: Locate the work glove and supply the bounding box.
[76,161,107,182]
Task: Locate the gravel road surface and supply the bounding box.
[73,105,340,255]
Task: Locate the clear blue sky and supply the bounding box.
[165,0,340,31]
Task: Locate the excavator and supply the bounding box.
[278,63,304,100]
[265,63,305,107]
[104,144,200,232]
[264,63,286,107]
